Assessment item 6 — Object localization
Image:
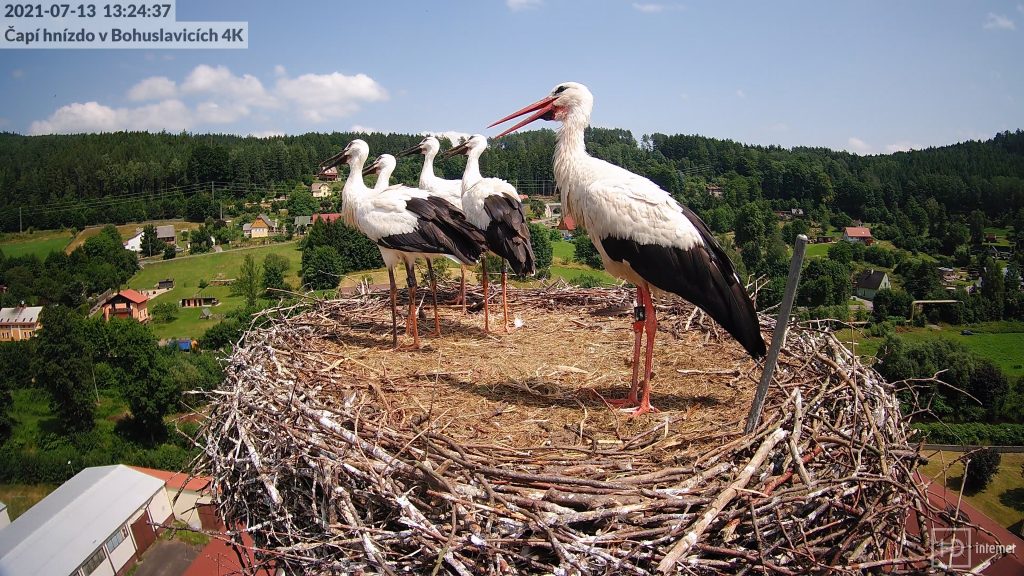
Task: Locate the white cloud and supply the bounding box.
[29,100,191,134]
[983,13,1015,30]
[248,130,284,138]
[11,69,24,79]
[885,141,919,153]
[632,3,683,13]
[424,130,472,145]
[846,137,872,155]
[182,64,277,107]
[127,76,177,101]
[507,0,542,11]
[273,64,287,77]
[349,125,376,134]
[276,72,388,123]
[196,101,249,124]
[735,89,746,98]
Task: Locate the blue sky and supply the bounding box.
[1,1,1022,154]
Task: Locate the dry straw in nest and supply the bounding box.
[192,285,950,575]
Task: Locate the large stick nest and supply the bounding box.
[195,285,943,575]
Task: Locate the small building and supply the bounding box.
[316,165,339,181]
[706,184,723,198]
[0,464,173,576]
[0,501,9,529]
[853,269,891,300]
[558,214,577,232]
[938,267,959,284]
[842,226,874,245]
[249,214,277,239]
[293,215,312,234]
[985,232,997,243]
[122,231,144,253]
[157,278,174,290]
[310,182,333,199]
[0,305,43,341]
[156,225,176,245]
[130,466,217,531]
[103,289,150,323]
[242,223,253,238]
[543,203,562,219]
[313,212,342,225]
[180,296,219,308]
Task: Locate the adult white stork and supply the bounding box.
[397,136,472,311]
[490,83,766,415]
[321,140,486,348]
[441,134,535,332]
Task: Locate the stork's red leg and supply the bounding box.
[427,259,441,337]
[481,257,490,332]
[633,287,659,416]
[501,259,510,333]
[459,265,467,314]
[607,285,645,408]
[388,268,399,348]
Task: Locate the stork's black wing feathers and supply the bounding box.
[377,196,486,265]
[600,215,766,359]
[482,195,536,275]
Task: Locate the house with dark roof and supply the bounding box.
[102,289,150,322]
[155,225,176,245]
[294,215,312,234]
[854,269,890,300]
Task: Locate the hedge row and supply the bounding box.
[0,442,193,484]
[911,422,1024,446]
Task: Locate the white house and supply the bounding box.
[122,231,144,253]
[0,465,173,576]
[310,182,333,199]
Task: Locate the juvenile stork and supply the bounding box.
[442,134,535,332]
[490,83,765,415]
[321,140,485,348]
[397,136,473,311]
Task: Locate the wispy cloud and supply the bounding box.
[735,89,746,98]
[424,130,472,145]
[29,64,389,134]
[247,130,284,138]
[507,0,542,11]
[847,137,871,155]
[349,125,377,134]
[11,69,24,79]
[884,141,919,153]
[983,13,1015,30]
[632,3,684,13]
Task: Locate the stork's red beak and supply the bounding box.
[488,95,557,139]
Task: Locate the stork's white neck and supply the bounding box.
[341,157,369,226]
[553,108,591,213]
[374,167,394,191]
[461,150,483,191]
[419,149,437,185]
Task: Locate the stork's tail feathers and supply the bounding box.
[482,195,536,276]
[391,197,487,265]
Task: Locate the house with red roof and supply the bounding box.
[313,213,343,224]
[131,466,217,531]
[843,226,874,245]
[102,289,150,323]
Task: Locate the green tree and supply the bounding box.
[572,231,604,270]
[798,259,851,307]
[964,448,1001,493]
[780,218,810,245]
[262,252,291,296]
[232,254,262,307]
[140,224,165,257]
[827,241,854,266]
[871,288,912,322]
[303,246,344,290]
[163,245,176,260]
[287,189,318,216]
[151,301,178,323]
[527,222,552,276]
[968,209,987,245]
[33,307,95,434]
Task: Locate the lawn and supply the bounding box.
[128,242,303,340]
[804,242,832,259]
[549,264,619,286]
[552,239,575,263]
[0,230,74,259]
[848,324,1024,378]
[919,450,1024,532]
[0,483,58,520]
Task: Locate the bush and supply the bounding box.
[964,447,1001,492]
[911,422,1024,445]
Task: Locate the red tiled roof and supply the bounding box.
[558,215,577,231]
[313,213,342,224]
[131,466,211,492]
[118,289,149,304]
[184,530,275,576]
[844,226,872,238]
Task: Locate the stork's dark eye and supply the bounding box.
[554,85,567,94]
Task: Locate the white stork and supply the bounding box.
[321,140,486,348]
[490,83,766,415]
[441,134,535,333]
[397,136,473,311]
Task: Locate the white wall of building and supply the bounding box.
[146,490,173,526]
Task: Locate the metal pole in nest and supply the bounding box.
[745,234,808,434]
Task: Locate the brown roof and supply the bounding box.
[313,213,343,224]
[117,289,148,304]
[844,226,872,238]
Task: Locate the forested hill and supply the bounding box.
[1,128,1022,233]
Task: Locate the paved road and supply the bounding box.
[133,539,202,576]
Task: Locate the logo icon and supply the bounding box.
[932,527,972,569]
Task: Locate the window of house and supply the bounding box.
[80,547,107,574]
[105,525,129,552]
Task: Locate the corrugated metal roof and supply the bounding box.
[0,306,42,325]
[0,465,165,576]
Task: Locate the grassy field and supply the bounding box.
[804,242,832,259]
[552,239,575,262]
[850,324,1024,377]
[0,230,74,259]
[919,450,1024,531]
[66,220,201,253]
[128,242,303,340]
[0,483,59,520]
